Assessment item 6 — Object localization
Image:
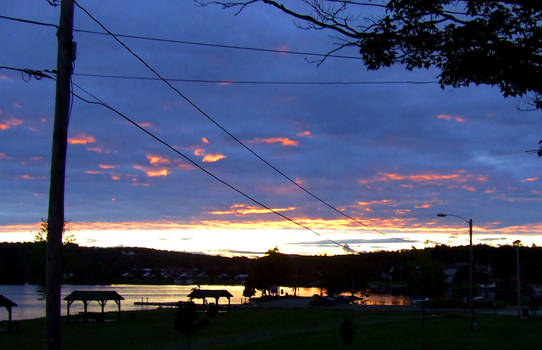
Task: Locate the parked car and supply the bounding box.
[309,295,336,306]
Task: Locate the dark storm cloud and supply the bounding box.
[1,0,541,246]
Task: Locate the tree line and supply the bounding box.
[1,242,541,300]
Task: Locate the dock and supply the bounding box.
[133,301,180,307]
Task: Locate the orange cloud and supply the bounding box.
[485,188,496,194]
[415,204,432,209]
[147,169,169,177]
[202,137,209,144]
[395,209,411,215]
[146,154,170,165]
[356,200,392,206]
[522,177,539,183]
[296,130,311,137]
[193,148,205,157]
[461,185,476,192]
[362,171,485,185]
[202,154,227,163]
[111,175,120,180]
[133,164,170,177]
[68,134,95,145]
[208,204,296,216]
[99,164,117,169]
[436,114,465,123]
[0,117,23,130]
[21,174,38,180]
[85,170,103,175]
[217,81,232,86]
[248,137,299,146]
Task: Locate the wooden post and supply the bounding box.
[46,0,75,349]
[83,301,88,322]
[8,307,12,331]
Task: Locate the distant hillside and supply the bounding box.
[1,242,542,301]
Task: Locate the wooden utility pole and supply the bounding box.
[46,1,75,349]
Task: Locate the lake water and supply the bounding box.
[0,284,412,320]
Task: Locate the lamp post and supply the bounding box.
[437,213,474,331]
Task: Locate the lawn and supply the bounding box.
[1,307,540,350]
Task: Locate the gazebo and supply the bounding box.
[187,289,233,311]
[0,295,17,330]
[64,290,124,322]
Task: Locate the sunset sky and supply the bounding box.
[1,0,541,256]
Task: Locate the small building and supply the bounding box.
[187,289,233,311]
[0,295,17,330]
[64,290,124,322]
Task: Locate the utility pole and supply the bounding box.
[516,245,521,318]
[468,218,474,332]
[46,1,75,349]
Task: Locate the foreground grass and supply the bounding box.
[1,308,540,350]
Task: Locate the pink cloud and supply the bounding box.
[201,137,210,144]
[68,134,95,145]
[247,137,299,147]
[296,130,312,137]
[436,114,465,123]
[98,164,118,169]
[193,148,205,157]
[0,117,23,130]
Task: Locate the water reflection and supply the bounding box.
[0,284,412,321]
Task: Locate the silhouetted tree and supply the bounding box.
[202,0,542,149]
[34,218,76,245]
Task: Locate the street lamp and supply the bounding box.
[437,213,475,331]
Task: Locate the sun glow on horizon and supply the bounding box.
[2,219,542,256]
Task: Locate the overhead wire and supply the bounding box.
[73,0,413,243]
[69,81,357,253]
[74,72,438,85]
[0,14,363,60]
[0,63,359,253]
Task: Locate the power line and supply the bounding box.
[0,63,359,253]
[0,64,429,248]
[70,81,356,254]
[74,72,438,85]
[0,15,58,28]
[74,1,409,243]
[0,14,362,60]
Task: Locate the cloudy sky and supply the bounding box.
[1,0,541,256]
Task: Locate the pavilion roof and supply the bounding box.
[0,295,17,307]
[187,289,233,299]
[64,290,124,302]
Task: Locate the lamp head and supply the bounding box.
[437,213,447,217]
